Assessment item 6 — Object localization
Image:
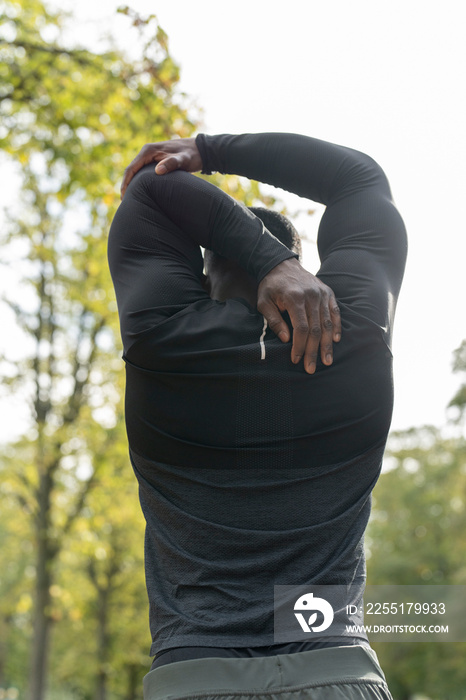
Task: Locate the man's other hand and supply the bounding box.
[257,258,341,374]
[120,138,202,199]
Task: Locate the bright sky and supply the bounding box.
[1,0,465,440]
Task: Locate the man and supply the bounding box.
[108,132,407,700]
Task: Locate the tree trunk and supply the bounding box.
[28,541,53,700]
[95,586,110,700]
[27,465,56,700]
[0,614,11,689]
[125,664,140,700]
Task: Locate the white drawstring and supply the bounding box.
[259,317,268,360]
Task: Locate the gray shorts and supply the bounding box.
[143,645,392,700]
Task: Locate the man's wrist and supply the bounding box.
[195,134,215,175]
[256,251,299,283]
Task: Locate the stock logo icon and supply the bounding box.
[294,592,334,633]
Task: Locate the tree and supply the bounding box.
[367,425,466,699]
[0,2,197,698]
[1,3,279,698]
[0,164,133,699]
[0,462,33,692]
[449,339,466,421]
[42,438,149,700]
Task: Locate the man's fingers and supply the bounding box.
[331,298,341,341]
[319,298,337,367]
[121,151,189,198]
[120,164,138,199]
[121,138,201,199]
[259,302,290,343]
[121,161,148,198]
[286,301,310,365]
[155,155,183,175]
[303,304,321,374]
[288,293,341,374]
[256,259,341,374]
[120,147,174,198]
[305,295,342,372]
[121,146,161,198]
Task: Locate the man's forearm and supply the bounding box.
[122,166,296,283]
[195,132,391,206]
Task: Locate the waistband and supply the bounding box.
[143,645,388,700]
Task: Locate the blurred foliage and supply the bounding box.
[367,425,466,699]
[0,0,194,197]
[1,1,465,699]
[449,339,466,420]
[0,1,280,698]
[0,0,189,698]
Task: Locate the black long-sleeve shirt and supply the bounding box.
[108,133,407,658]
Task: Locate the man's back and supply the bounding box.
[108,131,407,664]
[124,292,389,653]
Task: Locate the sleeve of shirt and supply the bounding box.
[196,132,408,346]
[108,165,297,353]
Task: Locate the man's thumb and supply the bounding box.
[155,155,180,174]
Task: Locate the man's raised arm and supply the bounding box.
[119,132,406,367]
[121,132,387,205]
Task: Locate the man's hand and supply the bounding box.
[257,258,341,374]
[120,138,202,199]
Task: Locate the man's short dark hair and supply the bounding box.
[248,207,302,260]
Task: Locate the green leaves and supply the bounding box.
[1,0,196,209]
[0,2,197,697]
[368,426,466,698]
[449,340,466,420]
